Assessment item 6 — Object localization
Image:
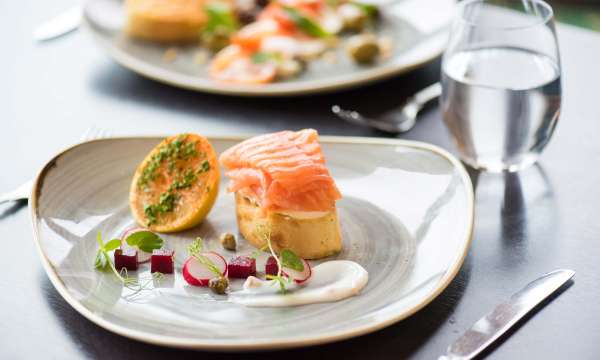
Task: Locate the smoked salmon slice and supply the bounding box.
[219,129,341,212]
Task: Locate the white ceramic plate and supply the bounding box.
[30,136,473,350]
[82,0,455,96]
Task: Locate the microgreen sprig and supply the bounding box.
[94,232,125,279]
[249,243,270,259]
[94,232,163,301]
[255,224,303,293]
[187,237,222,277]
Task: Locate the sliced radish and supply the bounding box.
[182,252,228,286]
[120,227,152,263]
[282,259,312,284]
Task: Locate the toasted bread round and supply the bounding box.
[130,134,220,232]
[235,193,342,259]
[125,0,207,43]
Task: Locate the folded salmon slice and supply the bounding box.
[219,129,341,212]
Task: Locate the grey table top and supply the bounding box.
[2,1,600,359]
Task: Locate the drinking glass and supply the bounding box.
[441,0,561,172]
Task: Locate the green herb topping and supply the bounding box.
[137,135,199,190]
[198,160,211,174]
[144,191,179,226]
[282,6,330,38]
[171,168,197,190]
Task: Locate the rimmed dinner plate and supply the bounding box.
[30,136,473,351]
[82,0,455,96]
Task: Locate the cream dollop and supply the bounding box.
[229,261,368,307]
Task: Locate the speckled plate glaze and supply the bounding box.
[30,136,473,351]
[82,0,455,96]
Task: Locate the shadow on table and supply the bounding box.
[40,253,472,360]
[88,58,441,136]
[469,163,558,272]
[464,163,561,358]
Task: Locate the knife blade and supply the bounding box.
[440,269,575,360]
[33,5,81,42]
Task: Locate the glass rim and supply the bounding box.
[456,0,554,31]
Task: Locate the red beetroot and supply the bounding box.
[228,256,256,278]
[265,256,279,276]
[151,249,174,274]
[114,249,138,271]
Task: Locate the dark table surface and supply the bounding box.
[3,1,600,359]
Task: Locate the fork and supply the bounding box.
[332,82,442,134]
[0,127,111,205]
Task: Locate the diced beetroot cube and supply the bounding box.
[228,256,256,278]
[114,249,138,271]
[151,249,174,274]
[265,256,279,276]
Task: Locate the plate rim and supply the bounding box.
[81,17,450,97]
[29,135,474,351]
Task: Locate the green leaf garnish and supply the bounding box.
[204,3,238,34]
[125,231,164,253]
[282,6,330,38]
[281,249,304,272]
[187,237,222,277]
[104,239,122,251]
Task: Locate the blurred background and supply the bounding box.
[544,0,600,30]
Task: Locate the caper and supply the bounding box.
[209,276,229,295]
[347,34,381,64]
[202,27,231,53]
[276,58,306,79]
[220,232,237,251]
[338,3,369,32]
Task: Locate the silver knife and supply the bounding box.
[440,269,575,360]
[33,5,81,42]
